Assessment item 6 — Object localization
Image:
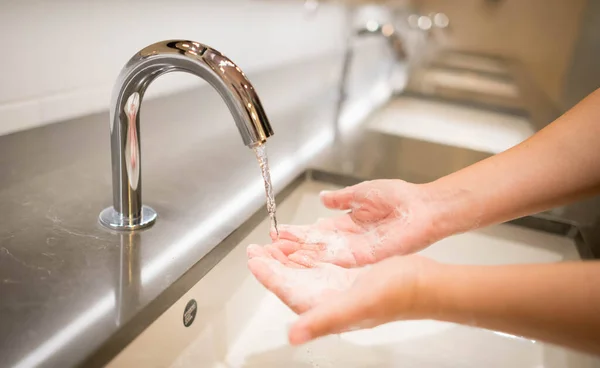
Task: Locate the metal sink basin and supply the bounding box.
[106,170,597,368]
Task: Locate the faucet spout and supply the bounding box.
[99,40,274,231]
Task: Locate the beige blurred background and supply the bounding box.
[417,0,586,108]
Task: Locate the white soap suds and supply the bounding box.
[349,201,361,211]
[308,229,351,259]
[393,206,412,224]
[260,258,356,309]
[285,226,353,261]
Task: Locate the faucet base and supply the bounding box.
[99,206,157,231]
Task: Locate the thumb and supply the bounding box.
[320,185,359,210]
[288,290,371,345]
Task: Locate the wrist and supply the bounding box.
[412,260,461,321]
[421,180,482,240]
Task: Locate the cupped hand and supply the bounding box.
[270,179,443,267]
[247,244,361,313]
[247,243,438,344]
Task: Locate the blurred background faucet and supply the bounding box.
[99,40,274,231]
[356,21,407,60]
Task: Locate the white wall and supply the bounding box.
[0,0,348,136]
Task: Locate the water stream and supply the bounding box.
[253,143,279,240]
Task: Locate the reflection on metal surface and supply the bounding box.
[99,205,158,232]
[116,233,141,326]
[14,234,142,368]
[13,294,115,368]
[124,93,140,191]
[99,40,274,231]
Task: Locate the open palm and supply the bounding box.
[269,179,440,267]
[247,243,435,344]
[247,244,360,313]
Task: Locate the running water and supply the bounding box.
[253,143,279,240]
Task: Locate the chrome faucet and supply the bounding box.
[99,40,274,231]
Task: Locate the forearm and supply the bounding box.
[422,261,600,355]
[425,88,600,237]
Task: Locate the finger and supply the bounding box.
[278,224,309,242]
[273,239,302,254]
[247,244,271,259]
[288,250,320,268]
[288,290,369,345]
[247,257,308,313]
[285,259,309,269]
[247,257,286,295]
[279,223,352,247]
[319,185,359,210]
[275,239,321,255]
[265,244,293,264]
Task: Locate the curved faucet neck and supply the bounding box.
[100,40,273,231]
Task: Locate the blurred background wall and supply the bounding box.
[562,0,600,109]
[4,0,600,137]
[0,0,350,136]
[415,0,586,109]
